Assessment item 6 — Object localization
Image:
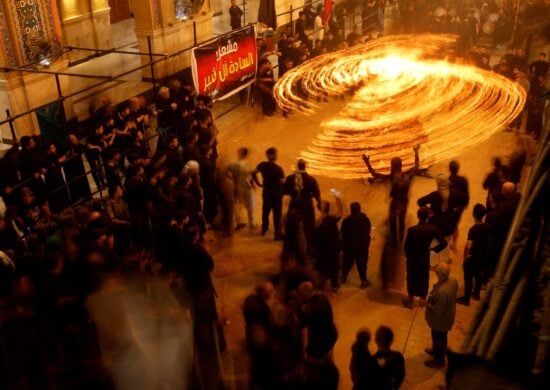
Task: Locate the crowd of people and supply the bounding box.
[0,82,241,388]
[0,1,546,389]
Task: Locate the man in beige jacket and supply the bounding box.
[423,262,458,368]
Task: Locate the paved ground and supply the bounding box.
[203,97,535,389]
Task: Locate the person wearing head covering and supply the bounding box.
[422,262,458,368]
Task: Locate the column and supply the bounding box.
[0,0,72,137]
[133,0,214,80]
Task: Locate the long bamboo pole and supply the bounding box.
[486,275,528,360]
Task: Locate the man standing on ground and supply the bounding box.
[423,262,458,368]
[403,207,447,309]
[252,147,285,240]
[226,147,256,232]
[528,52,549,79]
[283,159,321,244]
[229,0,243,30]
[448,160,469,251]
[340,202,372,288]
[457,204,491,306]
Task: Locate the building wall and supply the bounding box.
[58,0,113,63]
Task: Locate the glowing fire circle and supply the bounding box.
[273,34,526,179]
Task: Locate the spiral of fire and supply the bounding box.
[273,34,526,178]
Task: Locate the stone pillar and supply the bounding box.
[134,0,214,81]
[0,0,72,137]
[59,0,113,64]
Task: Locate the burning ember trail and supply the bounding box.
[273,35,526,179]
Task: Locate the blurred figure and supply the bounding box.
[373,325,406,389]
[417,174,468,258]
[229,0,243,30]
[528,52,549,79]
[256,59,277,116]
[526,75,548,141]
[243,281,274,349]
[44,141,70,213]
[363,144,420,249]
[281,209,308,268]
[350,328,378,390]
[297,281,338,358]
[340,202,372,288]
[485,182,521,283]
[310,193,343,292]
[482,157,505,209]
[226,147,256,232]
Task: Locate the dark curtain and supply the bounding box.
[258,0,277,29]
[36,101,67,149]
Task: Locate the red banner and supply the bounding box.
[322,0,333,24]
[191,26,257,101]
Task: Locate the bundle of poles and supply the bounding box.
[462,120,550,382]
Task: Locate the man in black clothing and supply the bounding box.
[485,182,521,283]
[457,204,491,306]
[19,136,48,202]
[162,135,183,175]
[283,159,321,244]
[417,175,468,256]
[198,145,218,225]
[403,207,447,309]
[252,147,285,239]
[340,202,372,288]
[297,281,338,358]
[373,325,406,390]
[448,161,469,205]
[310,197,342,292]
[448,160,469,250]
[243,281,274,349]
[512,47,528,71]
[229,0,243,30]
[295,11,310,47]
[529,53,549,78]
[180,226,223,390]
[256,59,277,116]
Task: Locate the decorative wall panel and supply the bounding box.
[0,1,17,66]
[6,0,63,65]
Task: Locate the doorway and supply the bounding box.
[108,0,132,23]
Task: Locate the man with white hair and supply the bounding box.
[423,262,458,368]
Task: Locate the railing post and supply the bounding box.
[243,0,246,26]
[54,73,68,144]
[193,21,197,46]
[290,5,294,35]
[5,109,16,141]
[147,36,157,106]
